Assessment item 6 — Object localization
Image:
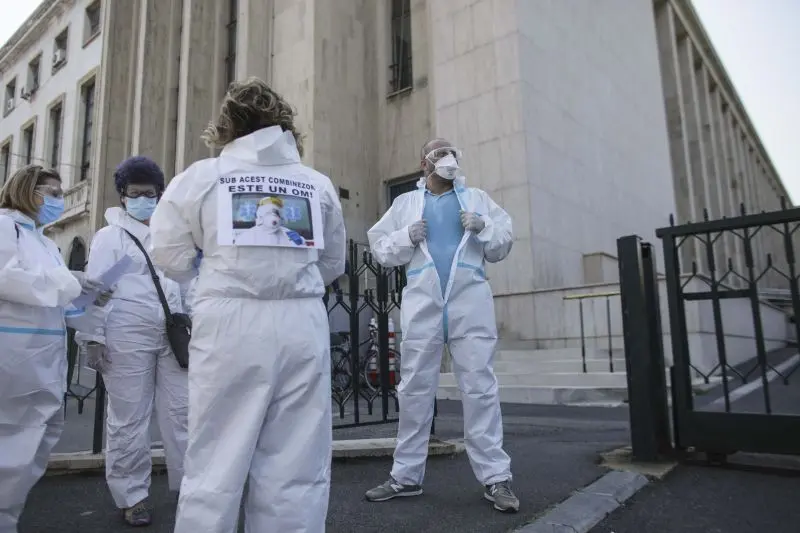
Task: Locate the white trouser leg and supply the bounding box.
[449,335,511,485]
[0,340,66,533]
[390,335,444,486]
[154,341,188,492]
[244,303,331,533]
[102,336,157,509]
[175,298,311,533]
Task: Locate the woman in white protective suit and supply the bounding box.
[148,77,346,533]
[364,139,520,512]
[74,156,189,527]
[0,165,111,533]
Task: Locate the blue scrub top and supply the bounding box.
[423,189,464,296]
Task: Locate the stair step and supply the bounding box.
[436,384,628,406]
[495,348,624,363]
[439,372,628,388]
[493,358,626,374]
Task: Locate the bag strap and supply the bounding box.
[122,229,172,319]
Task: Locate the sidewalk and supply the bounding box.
[23,401,631,533]
[590,461,800,533]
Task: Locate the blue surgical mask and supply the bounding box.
[37,195,65,225]
[125,196,157,221]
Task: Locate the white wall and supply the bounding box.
[0,0,102,189]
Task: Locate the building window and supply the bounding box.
[48,103,63,169]
[225,0,238,88]
[53,28,68,72]
[387,174,420,207]
[24,55,42,99]
[84,1,101,43]
[389,0,412,94]
[0,141,10,185]
[79,79,95,181]
[22,124,35,165]
[4,78,16,116]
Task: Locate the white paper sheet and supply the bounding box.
[71,255,134,308]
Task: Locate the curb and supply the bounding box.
[513,446,678,532]
[513,470,649,533]
[46,438,465,475]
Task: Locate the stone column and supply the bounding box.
[238,0,274,84]
[89,0,141,232]
[655,3,701,270]
[131,0,182,178]
[175,0,222,174]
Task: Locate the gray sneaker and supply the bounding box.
[365,478,423,502]
[122,499,152,526]
[484,480,519,512]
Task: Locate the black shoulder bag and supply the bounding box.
[123,229,192,369]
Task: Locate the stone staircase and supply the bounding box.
[436,345,630,406]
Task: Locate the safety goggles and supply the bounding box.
[424,146,462,163]
[125,190,159,199]
[34,184,64,199]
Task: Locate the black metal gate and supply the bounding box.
[618,204,800,461]
[324,239,407,429]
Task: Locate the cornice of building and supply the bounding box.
[670,0,790,200]
[0,0,76,75]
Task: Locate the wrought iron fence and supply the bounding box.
[618,201,800,461]
[324,240,406,428]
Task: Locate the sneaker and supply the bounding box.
[122,500,152,527]
[484,480,519,513]
[365,478,423,502]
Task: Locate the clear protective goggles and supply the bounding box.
[424,146,462,163]
[35,184,64,199]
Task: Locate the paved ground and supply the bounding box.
[590,464,800,533]
[25,401,631,533]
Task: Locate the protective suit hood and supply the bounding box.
[104,206,150,242]
[0,208,40,232]
[221,126,301,166]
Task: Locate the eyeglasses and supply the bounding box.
[35,185,64,199]
[125,191,159,199]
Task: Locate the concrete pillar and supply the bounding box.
[710,89,744,276]
[131,0,182,178]
[238,0,274,84]
[90,0,140,232]
[655,2,701,270]
[175,0,222,174]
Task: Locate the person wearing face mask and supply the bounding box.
[73,156,188,527]
[234,196,306,246]
[365,138,519,512]
[0,165,112,533]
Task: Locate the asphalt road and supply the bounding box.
[24,402,631,533]
[591,464,800,533]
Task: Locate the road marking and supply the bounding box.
[710,353,800,408]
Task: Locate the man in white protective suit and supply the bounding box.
[234,196,306,246]
[148,77,346,533]
[364,138,519,513]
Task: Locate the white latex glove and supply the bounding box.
[86,342,110,373]
[408,220,428,245]
[71,271,104,295]
[460,211,485,233]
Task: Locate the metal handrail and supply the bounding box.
[563,291,621,373]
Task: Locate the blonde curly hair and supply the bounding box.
[202,77,304,156]
[258,196,283,208]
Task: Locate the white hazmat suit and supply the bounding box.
[0,209,102,533]
[75,207,188,509]
[367,175,513,488]
[149,126,346,533]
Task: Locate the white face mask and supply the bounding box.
[433,154,459,180]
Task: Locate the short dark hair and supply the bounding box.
[114,156,165,195]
